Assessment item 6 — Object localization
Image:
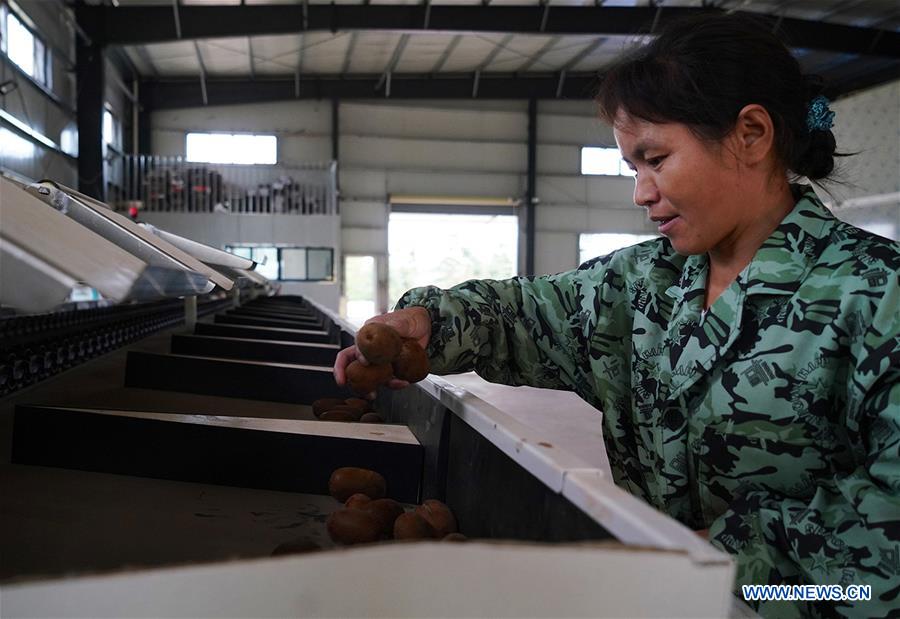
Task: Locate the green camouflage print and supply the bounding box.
[396,185,900,618]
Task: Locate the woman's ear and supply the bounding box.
[732,104,776,167]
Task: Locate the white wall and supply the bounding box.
[151,98,650,312]
[829,79,900,241]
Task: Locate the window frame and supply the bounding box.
[2,4,49,87]
[223,245,335,282]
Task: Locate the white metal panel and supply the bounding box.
[538,35,601,69]
[340,135,525,173]
[339,167,388,199]
[384,169,523,198]
[395,34,459,72]
[341,101,526,141]
[342,225,388,254]
[347,32,403,74]
[251,34,302,74]
[537,143,581,175]
[439,35,496,72]
[539,110,612,145]
[153,100,331,133]
[340,200,389,228]
[197,37,251,75]
[300,32,353,74]
[144,40,199,74]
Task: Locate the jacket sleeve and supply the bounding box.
[708,293,900,618]
[394,266,601,391]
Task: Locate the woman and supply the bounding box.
[335,14,899,618]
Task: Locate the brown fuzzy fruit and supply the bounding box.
[345,493,372,510]
[329,467,387,503]
[312,397,345,417]
[359,498,405,538]
[326,509,381,545]
[393,512,436,540]
[319,410,356,422]
[392,338,430,383]
[442,533,468,542]
[346,361,393,395]
[359,412,384,424]
[343,398,370,413]
[415,499,457,538]
[356,323,402,365]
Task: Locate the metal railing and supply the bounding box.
[109,156,338,215]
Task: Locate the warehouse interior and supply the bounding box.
[1,0,899,616]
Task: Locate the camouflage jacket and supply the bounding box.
[396,186,900,618]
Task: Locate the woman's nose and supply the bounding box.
[633,173,658,208]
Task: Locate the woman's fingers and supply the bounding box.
[333,345,358,386]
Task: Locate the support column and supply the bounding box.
[75,6,106,200]
[525,98,537,277]
[184,296,198,331]
[331,97,340,192]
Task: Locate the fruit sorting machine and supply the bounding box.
[0,176,739,617]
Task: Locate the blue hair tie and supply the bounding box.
[806,95,835,132]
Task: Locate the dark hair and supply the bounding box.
[596,13,837,181]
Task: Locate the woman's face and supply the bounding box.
[613,111,745,256]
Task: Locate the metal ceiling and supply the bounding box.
[77,1,900,104]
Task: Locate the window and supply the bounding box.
[4,8,46,85]
[103,107,120,150]
[388,213,517,305]
[581,146,635,177]
[186,132,277,165]
[224,245,334,281]
[579,233,658,265]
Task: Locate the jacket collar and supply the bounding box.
[743,184,833,296]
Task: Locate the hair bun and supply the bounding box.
[791,130,836,181]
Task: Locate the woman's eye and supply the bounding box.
[647,156,666,168]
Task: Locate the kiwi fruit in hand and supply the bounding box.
[392,338,430,383]
[346,360,393,395]
[356,323,402,365]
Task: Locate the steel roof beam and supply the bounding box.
[81,5,900,59]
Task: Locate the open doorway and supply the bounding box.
[388,213,518,307]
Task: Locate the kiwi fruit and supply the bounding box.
[356,323,402,365]
[392,338,430,383]
[345,493,372,510]
[346,360,393,395]
[329,467,387,503]
[415,499,457,538]
[326,509,381,545]
[393,512,435,540]
[343,398,370,413]
[359,412,384,424]
[312,397,346,417]
[359,498,405,538]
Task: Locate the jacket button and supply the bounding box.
[663,407,684,430]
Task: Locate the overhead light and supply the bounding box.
[0,80,18,96]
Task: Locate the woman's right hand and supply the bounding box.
[333,306,432,392]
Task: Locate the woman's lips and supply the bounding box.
[657,216,680,234]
